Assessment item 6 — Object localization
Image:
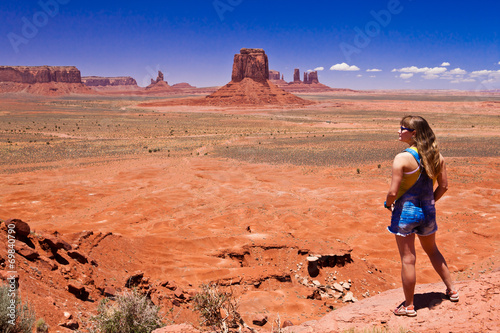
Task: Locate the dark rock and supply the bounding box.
[282,320,294,328]
[67,250,88,264]
[67,281,89,301]
[125,271,144,288]
[293,68,301,83]
[5,218,30,237]
[39,235,72,252]
[252,315,268,326]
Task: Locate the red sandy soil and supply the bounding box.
[0,94,499,332]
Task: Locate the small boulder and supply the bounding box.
[15,242,39,260]
[5,218,30,238]
[125,271,144,288]
[67,250,88,264]
[67,281,89,301]
[252,315,268,326]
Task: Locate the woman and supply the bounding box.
[385,115,458,317]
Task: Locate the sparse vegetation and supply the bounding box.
[0,284,36,333]
[88,289,164,333]
[193,283,242,333]
[35,318,49,333]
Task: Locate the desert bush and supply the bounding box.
[35,318,49,333]
[0,284,36,333]
[88,289,164,333]
[193,283,240,332]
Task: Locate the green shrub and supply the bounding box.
[89,289,164,333]
[0,284,36,333]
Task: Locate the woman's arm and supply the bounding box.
[434,154,448,202]
[385,154,405,210]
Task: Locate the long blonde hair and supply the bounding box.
[401,115,441,179]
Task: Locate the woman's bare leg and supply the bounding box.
[396,234,417,306]
[418,233,455,292]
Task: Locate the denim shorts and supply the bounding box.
[388,200,437,237]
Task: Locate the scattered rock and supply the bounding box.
[333,282,344,293]
[39,235,72,252]
[15,242,39,260]
[38,255,58,271]
[59,319,79,330]
[67,281,89,301]
[125,271,144,288]
[282,320,294,328]
[252,315,268,326]
[342,291,356,303]
[5,218,30,237]
[67,250,89,264]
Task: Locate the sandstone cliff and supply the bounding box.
[206,48,311,106]
[0,66,93,95]
[0,66,82,84]
[82,76,138,87]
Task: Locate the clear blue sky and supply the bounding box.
[1,0,499,90]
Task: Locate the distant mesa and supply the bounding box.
[0,65,81,83]
[205,48,312,106]
[0,66,92,95]
[171,82,196,89]
[82,76,138,87]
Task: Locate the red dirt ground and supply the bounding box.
[0,93,499,332]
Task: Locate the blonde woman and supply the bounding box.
[385,115,458,317]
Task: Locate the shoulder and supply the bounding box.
[393,151,413,168]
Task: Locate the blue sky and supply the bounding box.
[1,0,499,90]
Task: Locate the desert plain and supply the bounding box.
[0,91,499,331]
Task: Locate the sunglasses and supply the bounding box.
[400,126,414,132]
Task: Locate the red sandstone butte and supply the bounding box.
[205,48,312,106]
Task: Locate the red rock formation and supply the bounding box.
[205,48,311,106]
[269,70,281,81]
[308,71,319,84]
[0,66,81,83]
[146,71,173,91]
[171,82,196,89]
[82,76,138,87]
[231,48,269,83]
[293,68,301,83]
[0,66,93,95]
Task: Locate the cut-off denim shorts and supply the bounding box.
[388,199,437,237]
[387,148,438,237]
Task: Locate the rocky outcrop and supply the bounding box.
[205,48,311,106]
[146,71,173,91]
[304,71,319,84]
[293,68,301,83]
[231,48,269,83]
[307,71,319,84]
[269,70,281,81]
[82,76,138,87]
[0,66,81,83]
[269,68,334,92]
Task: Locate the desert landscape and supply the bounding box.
[1,51,499,333]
